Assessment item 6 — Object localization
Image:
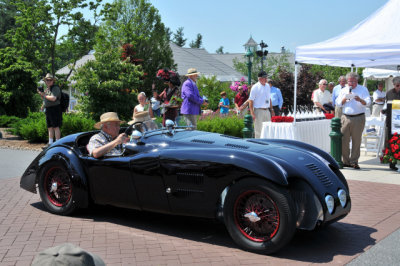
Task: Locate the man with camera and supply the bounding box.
[37,73,62,147]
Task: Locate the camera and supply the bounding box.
[38,86,44,92]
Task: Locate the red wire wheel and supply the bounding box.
[234,190,280,242]
[44,166,72,207]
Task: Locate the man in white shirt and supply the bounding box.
[372,82,385,117]
[336,72,371,169]
[249,71,275,138]
[313,79,334,113]
[332,76,347,118]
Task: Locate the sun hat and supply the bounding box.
[128,111,156,125]
[43,73,56,81]
[32,243,105,266]
[185,68,200,76]
[220,91,226,96]
[94,112,125,129]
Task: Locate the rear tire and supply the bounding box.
[38,161,77,215]
[223,178,296,254]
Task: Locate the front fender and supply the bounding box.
[161,147,288,186]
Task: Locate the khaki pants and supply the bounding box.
[183,114,198,129]
[335,106,342,118]
[254,108,271,139]
[371,104,384,117]
[341,114,366,165]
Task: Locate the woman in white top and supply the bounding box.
[133,92,153,118]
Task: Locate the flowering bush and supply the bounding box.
[230,77,249,92]
[382,132,400,164]
[324,113,334,119]
[271,116,294,123]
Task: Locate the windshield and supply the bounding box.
[134,120,159,132]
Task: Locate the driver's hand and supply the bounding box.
[115,133,128,145]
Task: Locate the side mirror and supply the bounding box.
[165,119,175,128]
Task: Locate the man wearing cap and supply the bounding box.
[37,73,62,146]
[249,70,275,138]
[87,112,128,158]
[181,68,207,128]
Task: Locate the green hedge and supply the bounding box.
[0,115,21,127]
[197,113,244,138]
[10,112,96,143]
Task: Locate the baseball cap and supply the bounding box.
[32,243,105,266]
[258,70,267,78]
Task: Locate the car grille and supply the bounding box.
[177,172,204,184]
[224,143,249,149]
[305,163,333,187]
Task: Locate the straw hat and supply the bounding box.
[185,68,200,76]
[94,112,124,129]
[128,111,156,125]
[43,73,56,81]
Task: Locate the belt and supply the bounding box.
[345,113,365,117]
[255,108,269,110]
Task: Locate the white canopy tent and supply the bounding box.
[293,0,400,122]
[363,66,400,91]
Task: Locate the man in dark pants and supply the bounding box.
[38,73,62,146]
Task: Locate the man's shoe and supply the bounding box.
[343,163,352,167]
[352,164,360,169]
[42,144,50,150]
[390,163,398,170]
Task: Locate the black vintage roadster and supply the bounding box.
[20,121,351,254]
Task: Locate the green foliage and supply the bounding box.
[11,112,95,143]
[196,75,234,111]
[310,65,356,85]
[73,47,143,121]
[0,47,41,117]
[172,27,186,47]
[189,33,202,48]
[233,51,293,82]
[197,114,244,138]
[0,0,17,48]
[96,0,174,93]
[215,46,224,54]
[0,115,20,127]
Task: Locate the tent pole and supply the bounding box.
[294,62,298,125]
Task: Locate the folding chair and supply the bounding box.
[361,117,385,157]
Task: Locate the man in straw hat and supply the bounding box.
[87,112,128,158]
[181,68,207,128]
[38,73,62,146]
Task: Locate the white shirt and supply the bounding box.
[313,89,332,106]
[336,84,371,115]
[373,89,386,105]
[249,82,271,108]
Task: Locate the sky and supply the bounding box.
[82,0,390,54]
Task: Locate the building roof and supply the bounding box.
[211,52,295,69]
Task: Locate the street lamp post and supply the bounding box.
[243,36,258,85]
[256,40,268,71]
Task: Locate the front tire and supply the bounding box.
[38,162,77,215]
[224,178,296,254]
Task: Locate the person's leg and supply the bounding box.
[349,115,365,166]
[335,106,342,118]
[341,116,351,165]
[54,127,61,140]
[273,106,280,116]
[48,128,54,144]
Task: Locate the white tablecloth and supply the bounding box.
[260,119,332,153]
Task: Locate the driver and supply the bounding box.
[87,112,128,158]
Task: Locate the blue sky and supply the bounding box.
[84,0,389,53]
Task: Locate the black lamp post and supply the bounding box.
[256,40,268,71]
[243,36,258,85]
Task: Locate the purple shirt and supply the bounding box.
[180,78,204,115]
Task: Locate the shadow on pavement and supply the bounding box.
[31,202,377,262]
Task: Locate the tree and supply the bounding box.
[0,0,17,49]
[73,46,143,120]
[196,75,233,111]
[215,46,224,54]
[189,33,202,48]
[0,47,41,116]
[96,0,174,93]
[172,27,186,47]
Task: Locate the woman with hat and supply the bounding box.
[180,68,207,128]
[38,73,62,147]
[87,112,128,158]
[157,69,181,126]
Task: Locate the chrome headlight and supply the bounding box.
[325,194,335,214]
[338,189,347,208]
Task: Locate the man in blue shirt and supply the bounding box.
[332,76,346,118]
[268,80,283,116]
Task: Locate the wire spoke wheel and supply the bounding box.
[234,190,280,242]
[44,166,72,207]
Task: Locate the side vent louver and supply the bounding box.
[173,188,204,198]
[191,139,214,144]
[225,143,249,149]
[177,172,204,184]
[306,163,333,187]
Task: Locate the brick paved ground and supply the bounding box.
[1,177,399,266]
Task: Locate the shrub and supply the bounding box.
[11,112,96,143]
[0,115,21,127]
[197,113,244,138]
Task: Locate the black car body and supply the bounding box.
[20,123,351,254]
